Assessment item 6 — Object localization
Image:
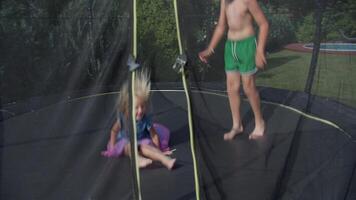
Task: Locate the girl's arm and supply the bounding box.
[109,121,121,148]
[150,127,160,148]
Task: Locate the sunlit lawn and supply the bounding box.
[256,50,356,107]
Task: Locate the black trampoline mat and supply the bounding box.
[1,90,355,200]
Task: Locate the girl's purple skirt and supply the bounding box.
[101,123,170,157]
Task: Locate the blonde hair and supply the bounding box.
[117,69,151,114]
[118,81,129,114]
[134,68,151,103]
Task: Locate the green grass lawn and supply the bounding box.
[256,50,356,107]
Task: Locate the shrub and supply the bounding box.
[261,5,296,51]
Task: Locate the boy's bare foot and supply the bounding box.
[164,158,176,170]
[249,121,265,140]
[138,157,152,168]
[224,126,244,140]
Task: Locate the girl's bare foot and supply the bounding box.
[164,158,176,170]
[138,157,152,168]
[224,126,244,140]
[249,121,265,140]
[163,150,173,156]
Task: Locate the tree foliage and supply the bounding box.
[1,0,130,103]
[260,3,296,51]
[137,0,178,81]
[295,0,356,42]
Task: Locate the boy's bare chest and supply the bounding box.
[226,0,249,19]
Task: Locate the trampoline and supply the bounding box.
[1,83,355,199]
[1,0,356,200]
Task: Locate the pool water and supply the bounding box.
[304,43,356,52]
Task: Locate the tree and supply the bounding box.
[137,0,178,81]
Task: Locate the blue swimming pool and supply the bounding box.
[304,43,356,52]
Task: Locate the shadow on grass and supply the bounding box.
[258,55,301,78]
[267,55,301,69]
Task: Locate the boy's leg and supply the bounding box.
[224,71,244,140]
[140,144,176,170]
[241,74,265,139]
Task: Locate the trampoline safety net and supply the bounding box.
[1,0,355,200]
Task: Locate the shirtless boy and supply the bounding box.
[199,0,269,140]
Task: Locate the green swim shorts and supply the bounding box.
[224,35,257,75]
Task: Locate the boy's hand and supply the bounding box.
[199,48,214,63]
[255,49,267,69]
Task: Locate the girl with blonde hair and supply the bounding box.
[102,70,175,170]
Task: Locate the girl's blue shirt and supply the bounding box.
[116,112,152,141]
